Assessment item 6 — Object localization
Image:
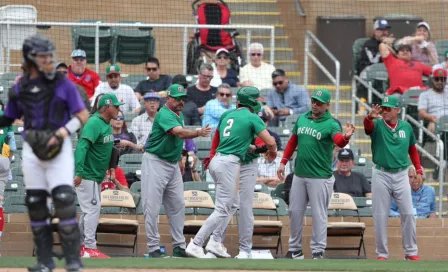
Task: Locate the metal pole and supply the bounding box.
[246,30,251,63]
[335,61,340,119]
[94,23,99,73]
[351,77,357,128]
[438,145,445,218]
[304,34,309,90]
[270,27,275,65]
[182,27,188,75]
[6,23,10,73]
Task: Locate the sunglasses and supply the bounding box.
[434,77,446,82]
[146,67,158,72]
[381,106,393,112]
[200,73,213,80]
[251,53,262,57]
[219,92,231,98]
[311,98,324,106]
[61,71,68,74]
[217,56,229,60]
[171,96,187,102]
[273,81,283,86]
[117,115,124,120]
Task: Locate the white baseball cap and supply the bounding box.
[215,48,229,56]
[417,22,430,32]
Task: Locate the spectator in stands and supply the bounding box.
[56,62,91,111]
[210,48,239,87]
[390,165,436,218]
[433,49,448,73]
[112,110,143,155]
[68,49,101,99]
[267,69,310,126]
[101,166,129,190]
[333,148,371,198]
[202,83,235,129]
[379,38,432,96]
[418,68,448,133]
[131,93,160,147]
[257,151,290,190]
[91,64,141,114]
[181,140,201,182]
[409,22,439,66]
[172,74,189,89]
[134,57,172,101]
[91,93,105,114]
[255,108,282,149]
[239,43,276,90]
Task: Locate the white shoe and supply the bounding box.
[235,251,252,259]
[185,239,205,258]
[205,238,231,258]
[202,252,217,259]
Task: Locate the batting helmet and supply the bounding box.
[22,34,57,80]
[236,86,262,113]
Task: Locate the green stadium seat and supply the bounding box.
[352,38,369,75]
[271,183,285,201]
[365,63,388,94]
[130,181,141,194]
[435,40,448,61]
[285,113,301,128]
[3,194,27,213]
[118,153,143,175]
[183,181,215,192]
[121,74,147,90]
[353,162,373,183]
[352,197,372,208]
[436,115,448,133]
[260,88,271,98]
[254,183,270,194]
[272,197,288,216]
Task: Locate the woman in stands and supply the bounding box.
[401,22,439,66]
[211,48,239,88]
[112,110,143,155]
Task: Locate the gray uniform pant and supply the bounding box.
[372,167,417,258]
[193,154,240,247]
[289,175,335,254]
[76,179,101,249]
[0,157,10,208]
[141,152,186,252]
[212,159,258,253]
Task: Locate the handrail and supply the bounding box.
[0,21,275,73]
[294,0,306,16]
[352,76,446,218]
[304,30,340,118]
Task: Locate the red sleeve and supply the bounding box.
[281,134,298,165]
[333,133,350,148]
[409,144,423,175]
[363,115,375,135]
[210,130,220,157]
[115,167,128,187]
[381,53,394,68]
[255,137,265,147]
[421,63,432,76]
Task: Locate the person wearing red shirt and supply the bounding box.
[379,38,432,95]
[68,49,101,100]
[101,166,129,191]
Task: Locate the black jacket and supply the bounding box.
[357,37,382,75]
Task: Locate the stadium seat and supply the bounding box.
[353,160,374,183]
[435,40,448,61]
[118,153,143,176]
[285,113,301,128]
[121,74,147,90]
[251,192,283,255]
[267,126,292,145]
[436,115,448,133]
[272,197,288,216]
[71,19,113,64]
[254,183,270,195]
[365,63,388,95]
[271,183,285,201]
[326,193,366,259]
[3,194,27,213]
[183,190,215,235]
[112,21,156,64]
[260,88,271,99]
[96,190,139,257]
[352,38,369,76]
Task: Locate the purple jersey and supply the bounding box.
[5,76,86,132]
[184,139,197,153]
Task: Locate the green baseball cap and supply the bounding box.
[311,88,331,104]
[98,93,125,107]
[444,49,448,59]
[381,95,400,108]
[106,64,120,76]
[167,84,187,98]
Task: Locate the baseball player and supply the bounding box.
[74,93,124,259]
[277,89,355,259]
[364,96,422,261]
[186,86,277,258]
[141,84,211,258]
[0,34,89,272]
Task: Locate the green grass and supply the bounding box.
[0,258,447,271]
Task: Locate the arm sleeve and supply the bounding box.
[409,144,423,175]
[74,138,91,177]
[161,113,182,133]
[363,115,375,135]
[333,133,350,148]
[7,131,16,152]
[129,132,137,144]
[4,87,22,120]
[253,115,267,135]
[421,63,433,76]
[210,130,220,157]
[79,119,100,143]
[65,80,87,114]
[281,134,298,165]
[115,167,128,187]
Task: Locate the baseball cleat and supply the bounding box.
[28,263,54,272]
[405,255,421,261]
[186,239,205,258]
[202,252,218,258]
[172,247,189,258]
[311,251,324,259]
[377,257,387,261]
[147,249,169,258]
[205,238,231,258]
[284,250,304,259]
[234,251,252,259]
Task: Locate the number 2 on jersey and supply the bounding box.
[223,118,234,137]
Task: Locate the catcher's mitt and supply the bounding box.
[25,130,63,161]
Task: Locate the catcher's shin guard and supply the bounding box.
[52,185,82,267]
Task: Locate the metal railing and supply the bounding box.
[295,0,306,16]
[352,75,446,218]
[303,30,340,118]
[0,21,276,74]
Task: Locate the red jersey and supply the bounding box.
[382,54,432,95]
[67,66,100,99]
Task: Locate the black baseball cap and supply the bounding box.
[172,74,188,88]
[338,148,354,161]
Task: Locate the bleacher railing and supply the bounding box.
[0,21,276,74]
[352,75,446,218]
[303,30,341,118]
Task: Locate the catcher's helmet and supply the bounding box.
[22,34,57,80]
[236,86,262,113]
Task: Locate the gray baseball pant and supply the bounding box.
[371,167,417,258]
[141,152,186,252]
[193,153,240,247]
[0,157,10,208]
[212,159,258,253]
[289,175,335,254]
[76,179,101,249]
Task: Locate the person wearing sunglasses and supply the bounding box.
[267,69,311,126]
[239,43,276,90]
[202,83,235,130]
[56,62,91,112]
[111,110,143,155]
[186,63,218,116]
[141,84,211,258]
[210,48,239,88]
[277,88,355,260]
[364,95,423,261]
[67,49,101,100]
[135,57,172,101]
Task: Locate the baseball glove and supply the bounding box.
[24,130,63,161]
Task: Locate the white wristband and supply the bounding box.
[64,117,82,135]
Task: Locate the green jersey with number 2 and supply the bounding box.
[216,108,266,161]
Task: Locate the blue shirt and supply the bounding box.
[202,99,235,129]
[267,82,311,120]
[390,184,436,218]
[221,69,239,87]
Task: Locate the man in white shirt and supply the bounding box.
[239,43,276,90]
[257,152,290,190]
[130,92,160,147]
[91,64,141,113]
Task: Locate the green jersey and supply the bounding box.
[216,108,266,161]
[0,126,13,147]
[241,135,259,164]
[75,112,114,182]
[293,110,341,178]
[369,119,415,169]
[145,105,184,163]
